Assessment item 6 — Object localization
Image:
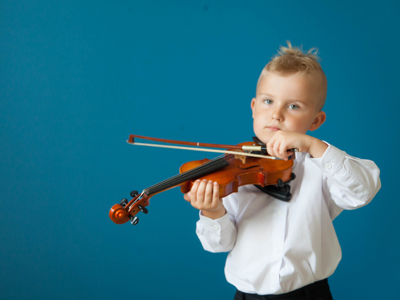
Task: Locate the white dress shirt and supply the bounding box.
[196,144,381,295]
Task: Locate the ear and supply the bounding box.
[251,98,256,118]
[309,111,326,131]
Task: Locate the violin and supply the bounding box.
[109,135,295,226]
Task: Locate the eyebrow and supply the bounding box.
[257,93,275,99]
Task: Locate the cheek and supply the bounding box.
[253,114,265,127]
[288,117,311,132]
[252,116,264,133]
[253,109,267,121]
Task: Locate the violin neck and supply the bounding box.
[144,156,230,196]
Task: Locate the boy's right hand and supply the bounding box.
[183,179,226,219]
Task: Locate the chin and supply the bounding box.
[254,134,270,144]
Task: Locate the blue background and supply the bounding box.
[1,1,398,299]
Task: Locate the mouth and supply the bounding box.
[267,126,281,131]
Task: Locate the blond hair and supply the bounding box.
[258,41,327,110]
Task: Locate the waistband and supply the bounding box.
[237,279,329,300]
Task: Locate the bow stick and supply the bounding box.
[127,134,279,160]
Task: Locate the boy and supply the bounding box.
[183,42,381,300]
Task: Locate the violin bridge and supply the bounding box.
[234,150,247,164]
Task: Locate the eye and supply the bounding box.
[263,99,273,104]
[289,104,300,110]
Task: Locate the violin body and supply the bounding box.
[179,142,293,199]
[109,141,293,226]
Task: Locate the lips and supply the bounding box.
[267,126,280,131]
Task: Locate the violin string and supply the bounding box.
[145,154,233,196]
[147,153,228,191]
[145,160,219,195]
[145,160,225,195]
[145,155,229,195]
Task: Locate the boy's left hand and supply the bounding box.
[267,131,328,160]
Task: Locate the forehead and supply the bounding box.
[257,71,320,103]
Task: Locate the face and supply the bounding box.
[251,71,326,143]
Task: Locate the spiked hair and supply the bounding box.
[258,41,327,111]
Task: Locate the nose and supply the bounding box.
[271,107,284,121]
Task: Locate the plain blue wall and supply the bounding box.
[1,1,399,299]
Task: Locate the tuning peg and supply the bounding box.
[138,205,148,214]
[130,215,139,225]
[120,198,128,207]
[130,190,139,197]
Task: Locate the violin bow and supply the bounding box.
[127,134,279,160]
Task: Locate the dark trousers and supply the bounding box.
[234,279,333,300]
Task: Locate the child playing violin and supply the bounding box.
[183,42,381,300]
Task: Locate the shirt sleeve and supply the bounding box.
[195,199,238,253]
[309,143,381,210]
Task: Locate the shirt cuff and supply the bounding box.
[309,142,346,176]
[198,211,231,233]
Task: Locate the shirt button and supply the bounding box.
[213,225,219,230]
[325,162,332,170]
[275,250,280,255]
[276,210,283,216]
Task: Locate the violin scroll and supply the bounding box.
[109,191,151,225]
[109,203,130,224]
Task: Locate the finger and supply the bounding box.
[204,180,214,205]
[190,179,201,203]
[268,132,281,158]
[274,134,289,160]
[267,139,275,158]
[211,181,220,206]
[196,179,208,203]
[286,150,294,159]
[183,193,190,202]
[278,140,290,160]
[273,139,283,159]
